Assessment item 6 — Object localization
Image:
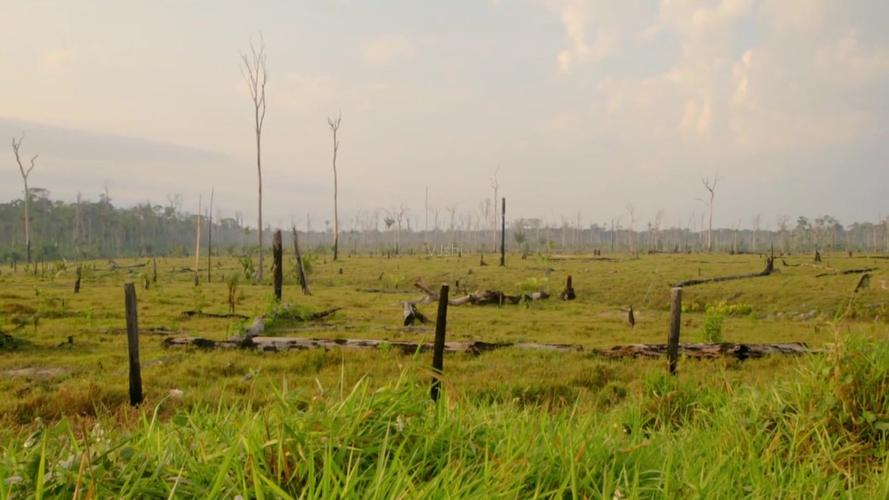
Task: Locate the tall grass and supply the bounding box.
[1,337,887,498]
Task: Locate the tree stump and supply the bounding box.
[560,275,576,300]
[403,302,428,326]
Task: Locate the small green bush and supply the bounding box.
[701,309,725,343]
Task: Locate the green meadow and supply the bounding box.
[0,251,887,497]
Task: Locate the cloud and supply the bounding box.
[360,34,417,65]
[555,1,615,72]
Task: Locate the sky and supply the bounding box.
[1,0,888,231]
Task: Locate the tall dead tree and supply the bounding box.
[490,167,500,252]
[193,194,202,286]
[701,174,719,252]
[241,37,268,280]
[207,186,214,283]
[11,135,38,263]
[328,112,342,261]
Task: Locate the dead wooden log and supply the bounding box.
[560,275,576,300]
[181,310,250,320]
[854,273,871,293]
[594,342,810,360]
[403,301,428,326]
[163,336,579,354]
[109,260,147,271]
[815,267,877,277]
[414,280,550,306]
[672,257,774,287]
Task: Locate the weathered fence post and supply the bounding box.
[273,230,283,302]
[431,284,449,402]
[667,287,682,375]
[124,282,143,406]
[292,226,311,295]
[500,197,506,267]
[152,257,157,284]
[74,264,82,294]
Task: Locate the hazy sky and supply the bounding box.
[2,0,888,230]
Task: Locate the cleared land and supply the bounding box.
[0,252,887,496]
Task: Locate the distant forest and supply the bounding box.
[0,192,887,262]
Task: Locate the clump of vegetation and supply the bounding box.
[238,255,255,280]
[264,302,321,330]
[701,309,725,343]
[225,274,240,314]
[683,299,753,316]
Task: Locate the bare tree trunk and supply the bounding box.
[194,195,202,286]
[329,114,342,260]
[207,187,214,283]
[242,37,268,281]
[11,136,38,263]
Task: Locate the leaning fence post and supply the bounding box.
[124,282,143,406]
[272,230,283,302]
[430,284,449,402]
[500,197,506,267]
[667,287,682,375]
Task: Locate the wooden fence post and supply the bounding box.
[272,230,283,301]
[74,265,82,294]
[667,287,682,375]
[124,283,143,406]
[292,226,311,295]
[500,197,506,267]
[431,284,449,402]
[152,257,157,284]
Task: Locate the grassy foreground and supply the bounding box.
[0,336,887,498]
[1,252,888,496]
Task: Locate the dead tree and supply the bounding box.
[241,36,268,280]
[207,186,214,283]
[11,135,38,263]
[193,194,202,286]
[328,112,342,261]
[701,174,719,252]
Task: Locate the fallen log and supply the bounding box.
[181,310,250,320]
[593,342,811,360]
[163,336,577,354]
[163,337,810,359]
[672,257,774,287]
[414,281,550,306]
[854,273,871,293]
[108,260,147,271]
[815,267,877,278]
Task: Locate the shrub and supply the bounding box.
[701,309,725,343]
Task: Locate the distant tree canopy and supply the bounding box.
[0,192,886,261]
[0,191,252,261]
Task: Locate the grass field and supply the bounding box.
[1,251,887,497]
